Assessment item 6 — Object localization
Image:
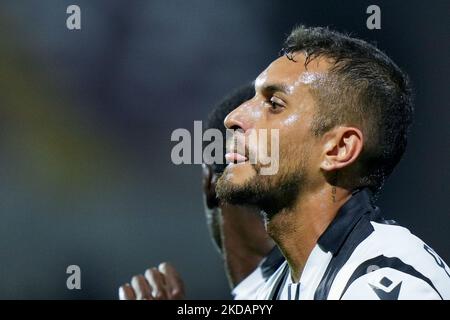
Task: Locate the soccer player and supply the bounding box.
[215,26,450,299]
[202,85,284,299]
[118,84,284,300]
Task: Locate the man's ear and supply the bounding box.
[202,164,219,209]
[320,126,364,172]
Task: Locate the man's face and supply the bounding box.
[216,53,331,216]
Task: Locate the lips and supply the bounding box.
[225,152,248,164]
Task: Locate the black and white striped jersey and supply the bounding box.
[232,246,284,300]
[249,188,450,300]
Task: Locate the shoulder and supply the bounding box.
[340,256,446,299]
[233,248,286,300]
[232,266,267,300]
[337,222,450,300]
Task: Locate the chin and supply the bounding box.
[222,162,257,185]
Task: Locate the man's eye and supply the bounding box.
[267,97,285,113]
[270,101,280,109]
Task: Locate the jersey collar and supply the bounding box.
[317,188,374,256]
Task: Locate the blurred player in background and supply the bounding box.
[118,84,284,300]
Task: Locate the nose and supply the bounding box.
[224,101,254,132]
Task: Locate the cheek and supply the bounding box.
[278,115,307,147]
[278,127,312,164]
[282,114,300,126]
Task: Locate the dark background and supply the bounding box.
[0,0,448,299]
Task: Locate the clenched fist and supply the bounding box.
[119,262,185,300]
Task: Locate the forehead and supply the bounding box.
[255,53,331,92]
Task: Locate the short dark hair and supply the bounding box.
[204,83,255,174]
[282,25,414,192]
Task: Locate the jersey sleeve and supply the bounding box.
[232,267,266,300]
[340,267,443,300]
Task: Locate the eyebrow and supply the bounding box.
[256,83,290,95]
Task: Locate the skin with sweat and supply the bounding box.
[218,52,364,282]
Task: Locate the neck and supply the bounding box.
[265,184,351,282]
[220,204,275,287]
